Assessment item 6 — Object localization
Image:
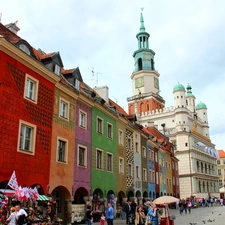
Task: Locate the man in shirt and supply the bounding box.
[15,205,28,225]
[106,203,114,225]
[125,200,132,224]
[148,203,158,225]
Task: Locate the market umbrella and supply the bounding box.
[153,196,179,204]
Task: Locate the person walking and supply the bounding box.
[106,203,114,225]
[15,205,28,225]
[126,200,132,224]
[7,207,17,225]
[135,206,145,225]
[148,203,158,225]
[121,199,127,220]
[86,203,93,225]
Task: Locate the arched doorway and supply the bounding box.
[52,186,71,224]
[93,188,103,200]
[73,187,88,204]
[127,190,134,201]
[117,191,126,207]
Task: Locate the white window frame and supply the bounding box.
[24,74,39,104]
[135,142,139,153]
[56,137,68,164]
[75,79,80,90]
[54,64,60,75]
[77,145,87,167]
[107,123,113,139]
[118,130,123,145]
[156,172,159,184]
[155,152,158,162]
[107,152,113,172]
[59,97,69,120]
[96,149,103,169]
[149,169,152,182]
[119,157,124,174]
[136,165,139,178]
[127,138,131,150]
[17,120,36,155]
[79,110,87,129]
[97,117,103,134]
[143,168,147,181]
[128,163,132,177]
[142,146,146,158]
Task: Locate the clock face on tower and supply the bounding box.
[135,77,144,88]
[154,77,159,89]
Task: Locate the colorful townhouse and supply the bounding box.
[0,22,58,193]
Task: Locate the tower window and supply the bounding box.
[177,96,179,99]
[151,59,155,70]
[138,58,143,71]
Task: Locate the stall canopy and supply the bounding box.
[219,187,225,193]
[0,189,15,197]
[38,195,50,201]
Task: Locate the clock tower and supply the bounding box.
[127,11,165,116]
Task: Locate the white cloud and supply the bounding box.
[1,0,225,150]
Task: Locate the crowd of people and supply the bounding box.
[86,200,161,225]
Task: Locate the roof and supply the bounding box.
[196,102,207,109]
[186,84,194,97]
[109,98,128,116]
[218,150,225,158]
[173,82,185,92]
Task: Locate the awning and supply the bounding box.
[0,189,15,197]
[219,187,225,193]
[38,195,50,201]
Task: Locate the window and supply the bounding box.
[107,123,113,139]
[218,169,221,175]
[128,164,132,176]
[223,160,225,164]
[142,146,146,157]
[143,168,147,181]
[156,172,159,184]
[119,130,123,145]
[149,170,152,182]
[107,153,113,171]
[185,142,188,147]
[78,145,87,167]
[24,74,39,103]
[79,111,87,128]
[60,98,69,119]
[127,138,131,150]
[162,159,165,167]
[155,152,158,162]
[57,139,67,163]
[217,160,221,165]
[19,44,31,55]
[176,178,179,186]
[219,179,222,186]
[173,176,175,185]
[75,79,80,90]
[54,64,60,75]
[119,158,124,174]
[152,150,154,161]
[96,150,103,169]
[97,117,103,134]
[175,163,178,171]
[135,142,139,153]
[136,165,139,178]
[152,171,155,183]
[18,120,36,154]
[166,162,168,169]
[172,162,174,169]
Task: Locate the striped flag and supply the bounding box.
[8,171,19,190]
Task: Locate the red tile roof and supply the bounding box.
[218,150,225,158]
[0,23,21,43]
[109,98,128,116]
[61,68,75,74]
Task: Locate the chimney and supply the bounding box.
[5,21,20,34]
[94,86,109,104]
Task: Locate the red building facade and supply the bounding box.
[0,33,58,193]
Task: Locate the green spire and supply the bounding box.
[140,12,145,32]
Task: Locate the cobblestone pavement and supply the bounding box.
[91,205,225,225]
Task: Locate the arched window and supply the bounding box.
[201,162,204,173]
[151,59,155,70]
[196,161,200,172]
[202,181,205,192]
[199,181,201,193]
[138,58,143,71]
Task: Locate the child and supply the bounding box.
[100,212,105,225]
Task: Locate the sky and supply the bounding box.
[1,0,225,150]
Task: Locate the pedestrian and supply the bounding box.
[187,200,192,214]
[131,200,137,221]
[135,206,145,225]
[100,212,106,225]
[15,205,28,225]
[178,200,184,215]
[7,207,17,225]
[148,203,158,225]
[106,203,114,225]
[183,200,187,214]
[126,200,132,224]
[121,199,127,220]
[86,203,93,225]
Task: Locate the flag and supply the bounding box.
[7,171,19,190]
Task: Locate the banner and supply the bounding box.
[7,171,19,190]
